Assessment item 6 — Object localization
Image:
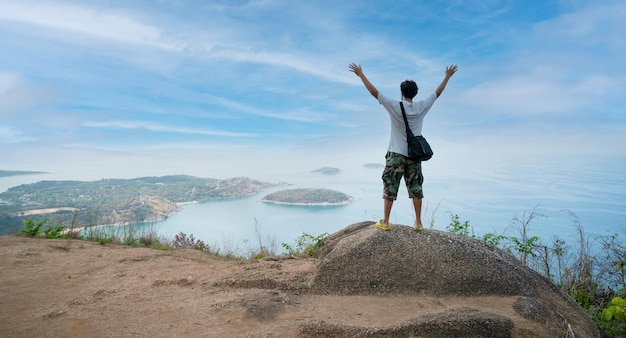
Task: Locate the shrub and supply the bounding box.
[20,219,46,237]
[603,296,626,321]
[600,296,626,336]
[282,232,328,257]
[445,214,475,238]
[173,232,210,251]
[481,232,508,247]
[43,225,66,239]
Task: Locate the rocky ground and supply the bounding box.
[0,222,599,337]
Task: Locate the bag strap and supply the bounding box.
[399,101,413,137]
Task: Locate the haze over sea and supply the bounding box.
[2,155,624,254]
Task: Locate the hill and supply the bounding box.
[0,222,600,337]
[0,176,281,233]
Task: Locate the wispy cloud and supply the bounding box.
[0,71,63,118]
[0,1,356,84]
[0,1,181,51]
[0,125,35,143]
[83,120,256,138]
[443,0,513,24]
[202,94,330,123]
[0,71,21,95]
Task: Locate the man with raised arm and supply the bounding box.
[349,63,458,231]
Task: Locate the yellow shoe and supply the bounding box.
[375,220,390,231]
[413,222,423,232]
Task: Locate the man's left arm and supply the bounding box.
[435,65,459,98]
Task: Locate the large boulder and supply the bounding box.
[307,221,601,337]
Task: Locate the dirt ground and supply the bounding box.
[0,236,537,337]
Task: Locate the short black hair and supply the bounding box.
[400,80,418,99]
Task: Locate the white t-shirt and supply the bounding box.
[378,92,437,157]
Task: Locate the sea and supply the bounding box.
[1,161,625,256]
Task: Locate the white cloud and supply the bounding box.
[207,47,353,84]
[0,72,22,95]
[443,0,512,24]
[83,120,256,138]
[0,71,63,118]
[534,1,626,50]
[455,73,612,117]
[0,1,363,84]
[202,94,330,123]
[0,0,182,51]
[447,1,625,121]
[0,125,35,143]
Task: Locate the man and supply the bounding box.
[348,63,458,231]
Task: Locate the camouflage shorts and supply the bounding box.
[382,152,424,200]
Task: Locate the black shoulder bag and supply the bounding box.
[400,101,433,161]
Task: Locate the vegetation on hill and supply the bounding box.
[0,175,280,234]
[261,188,352,205]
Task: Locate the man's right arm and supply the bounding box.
[349,63,379,99]
[435,64,458,98]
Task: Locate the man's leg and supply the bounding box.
[412,197,423,230]
[405,160,424,230]
[380,152,403,229]
[382,198,394,226]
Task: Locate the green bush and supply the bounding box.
[603,296,626,321]
[20,219,46,237]
[481,232,508,247]
[43,225,66,239]
[445,214,475,238]
[282,232,328,256]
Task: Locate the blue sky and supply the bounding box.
[1,0,625,181]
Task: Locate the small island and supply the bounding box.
[310,167,342,175]
[261,188,352,206]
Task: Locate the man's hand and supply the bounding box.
[349,63,378,99]
[445,65,458,78]
[349,63,364,77]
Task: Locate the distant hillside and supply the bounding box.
[0,170,47,177]
[0,176,281,234]
[310,167,342,175]
[261,188,352,206]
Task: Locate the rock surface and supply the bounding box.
[308,221,600,337]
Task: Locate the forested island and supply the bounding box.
[0,175,283,234]
[310,167,342,175]
[261,188,352,206]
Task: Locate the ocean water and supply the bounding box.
[2,162,625,255]
[134,163,626,254]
